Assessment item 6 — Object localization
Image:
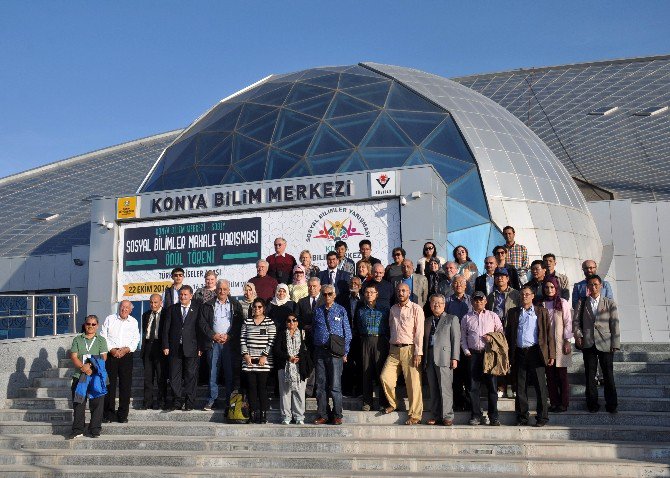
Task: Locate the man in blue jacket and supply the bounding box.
[312,284,351,425]
[572,260,614,310]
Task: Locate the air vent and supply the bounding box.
[634,106,668,116]
[33,213,59,221]
[588,106,618,116]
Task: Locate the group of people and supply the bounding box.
[68,227,621,438]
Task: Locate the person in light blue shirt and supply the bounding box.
[572,260,613,310]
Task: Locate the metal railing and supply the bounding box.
[0,294,78,340]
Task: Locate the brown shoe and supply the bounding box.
[313,417,328,425]
[381,406,395,415]
[443,419,453,426]
[426,419,437,425]
[331,417,343,425]
[405,417,421,425]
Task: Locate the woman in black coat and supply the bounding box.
[274,312,313,425]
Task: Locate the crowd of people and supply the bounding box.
[68,226,621,438]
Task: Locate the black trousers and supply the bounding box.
[142,341,168,406]
[359,335,389,408]
[582,345,617,411]
[71,377,104,435]
[169,346,200,407]
[245,371,269,412]
[104,353,133,420]
[468,350,498,421]
[342,335,361,396]
[514,344,549,422]
[453,347,471,410]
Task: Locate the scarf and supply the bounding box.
[542,275,563,311]
[292,265,307,285]
[284,329,302,391]
[271,284,290,306]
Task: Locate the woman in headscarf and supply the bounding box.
[274,312,313,425]
[299,250,320,278]
[542,276,573,413]
[266,283,296,330]
[416,241,446,275]
[239,282,257,322]
[453,245,479,285]
[288,265,308,302]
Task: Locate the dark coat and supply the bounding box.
[296,295,324,331]
[474,273,492,295]
[141,308,166,360]
[198,297,244,351]
[163,285,180,308]
[318,269,351,295]
[274,329,314,381]
[266,301,297,330]
[506,305,556,367]
[161,301,206,357]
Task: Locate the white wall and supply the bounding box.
[589,199,670,343]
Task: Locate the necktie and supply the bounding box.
[330,270,335,284]
[182,307,188,322]
[311,298,315,311]
[149,313,157,339]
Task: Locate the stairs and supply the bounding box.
[0,343,668,477]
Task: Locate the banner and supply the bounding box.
[117,200,400,300]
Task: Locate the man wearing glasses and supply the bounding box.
[163,267,186,308]
[492,246,521,290]
[100,301,140,423]
[312,284,351,425]
[266,237,297,285]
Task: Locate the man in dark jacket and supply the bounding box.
[199,279,244,410]
[506,285,556,427]
[141,293,168,410]
[161,285,206,411]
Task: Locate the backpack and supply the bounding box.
[227,392,250,424]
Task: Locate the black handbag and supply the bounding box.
[575,299,586,350]
[324,313,345,357]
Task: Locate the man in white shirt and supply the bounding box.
[101,300,140,423]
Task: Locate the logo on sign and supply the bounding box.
[306,207,371,245]
[370,171,396,196]
[313,218,364,241]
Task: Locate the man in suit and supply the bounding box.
[574,274,620,414]
[475,256,497,296]
[141,293,168,410]
[571,260,614,310]
[337,276,363,397]
[162,285,205,411]
[394,259,428,307]
[296,276,323,396]
[318,251,351,295]
[423,293,460,426]
[199,279,244,410]
[506,286,556,427]
[163,267,185,309]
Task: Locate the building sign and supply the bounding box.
[370,171,397,197]
[116,196,138,219]
[118,200,400,300]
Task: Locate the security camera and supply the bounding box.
[400,197,407,206]
[106,222,114,230]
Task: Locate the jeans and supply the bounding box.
[315,347,344,419]
[278,368,306,422]
[207,342,234,404]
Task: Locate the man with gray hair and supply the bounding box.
[199,279,244,410]
[249,259,278,301]
[101,300,140,423]
[141,294,168,410]
[266,237,297,285]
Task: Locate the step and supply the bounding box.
[567,361,670,374]
[1,409,669,427]
[0,447,668,476]
[3,433,669,463]
[3,421,670,442]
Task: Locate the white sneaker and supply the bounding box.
[497,390,503,398]
[281,419,290,425]
[296,420,304,425]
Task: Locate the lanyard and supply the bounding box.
[84,336,96,353]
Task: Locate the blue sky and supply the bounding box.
[1,1,668,177]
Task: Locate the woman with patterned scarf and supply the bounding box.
[288,265,309,302]
[274,312,313,424]
[542,275,573,412]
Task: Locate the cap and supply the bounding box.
[494,267,509,276]
[472,291,486,299]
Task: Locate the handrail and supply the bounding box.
[0,293,78,339]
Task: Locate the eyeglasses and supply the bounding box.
[172,273,184,277]
[323,292,335,296]
[393,253,403,257]
[286,319,298,323]
[494,251,506,255]
[274,243,282,247]
[84,323,97,326]
[294,271,304,274]
[424,246,434,250]
[252,305,264,309]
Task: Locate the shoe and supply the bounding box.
[117,417,128,424]
[296,420,304,425]
[281,419,291,425]
[535,420,548,427]
[332,417,343,425]
[405,417,421,425]
[202,402,214,411]
[137,405,147,411]
[102,415,114,423]
[506,385,514,398]
[489,419,501,426]
[381,406,395,415]
[260,411,267,424]
[313,417,328,425]
[516,420,529,426]
[362,404,371,412]
[606,407,618,415]
[152,402,161,410]
[549,406,560,413]
[89,433,100,438]
[480,416,489,425]
[442,419,453,426]
[497,390,503,398]
[67,432,83,440]
[426,419,437,425]
[183,405,193,412]
[468,417,481,426]
[588,404,601,413]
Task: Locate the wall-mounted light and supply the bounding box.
[73,258,85,266]
[400,197,407,206]
[411,191,422,199]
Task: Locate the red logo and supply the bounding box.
[376,173,390,189]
